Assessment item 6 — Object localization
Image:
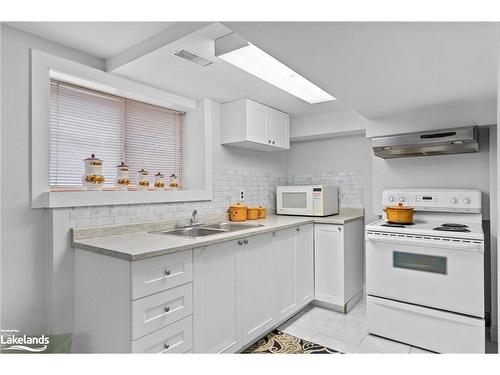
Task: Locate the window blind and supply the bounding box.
[49,80,183,188]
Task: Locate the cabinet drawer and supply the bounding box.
[131,316,193,353]
[131,250,193,300]
[132,283,193,340]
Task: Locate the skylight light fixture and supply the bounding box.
[215,33,336,104]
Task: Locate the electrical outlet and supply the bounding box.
[239,189,245,201]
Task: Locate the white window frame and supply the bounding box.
[31,49,213,208]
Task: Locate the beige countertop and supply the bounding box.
[72,209,364,261]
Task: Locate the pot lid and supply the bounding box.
[116,161,128,168]
[155,172,164,177]
[230,202,247,209]
[137,168,148,175]
[386,203,415,210]
[84,153,102,161]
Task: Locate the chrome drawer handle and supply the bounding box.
[165,270,171,276]
[243,239,248,244]
[238,240,243,245]
[164,343,170,350]
[164,306,170,313]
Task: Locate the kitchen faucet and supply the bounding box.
[191,209,203,226]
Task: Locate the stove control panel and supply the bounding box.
[382,189,481,213]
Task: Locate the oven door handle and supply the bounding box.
[366,233,483,252]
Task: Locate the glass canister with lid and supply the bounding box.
[115,162,130,191]
[82,153,105,190]
[154,172,166,190]
[137,169,150,191]
[169,173,180,190]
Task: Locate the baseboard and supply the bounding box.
[312,289,364,313]
[490,326,498,343]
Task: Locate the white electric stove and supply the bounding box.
[365,189,485,353]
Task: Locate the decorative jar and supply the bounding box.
[82,154,105,190]
[137,169,150,191]
[154,172,166,190]
[114,162,130,191]
[169,174,180,190]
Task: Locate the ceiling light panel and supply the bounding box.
[217,40,335,104]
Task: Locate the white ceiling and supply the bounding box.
[8,22,498,118]
[111,23,347,116]
[225,22,498,118]
[8,22,176,58]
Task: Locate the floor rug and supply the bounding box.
[243,330,341,354]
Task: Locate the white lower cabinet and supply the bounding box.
[314,221,364,311]
[131,316,193,353]
[193,240,242,353]
[240,232,277,344]
[193,224,314,353]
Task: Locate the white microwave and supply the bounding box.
[276,185,339,217]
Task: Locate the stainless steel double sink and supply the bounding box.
[150,222,264,238]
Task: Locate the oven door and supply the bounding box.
[276,186,314,216]
[366,232,484,317]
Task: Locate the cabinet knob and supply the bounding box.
[268,140,272,144]
[164,306,170,313]
[165,270,171,276]
[164,343,170,350]
[296,227,300,232]
[272,141,276,145]
[338,227,342,231]
[243,239,248,244]
[238,240,243,245]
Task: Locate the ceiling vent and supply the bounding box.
[174,50,213,67]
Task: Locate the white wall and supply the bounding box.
[366,98,496,138]
[290,109,367,141]
[0,25,104,334]
[287,134,374,220]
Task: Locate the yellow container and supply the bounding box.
[229,203,247,222]
[257,206,267,219]
[247,207,259,220]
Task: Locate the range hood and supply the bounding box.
[372,126,479,159]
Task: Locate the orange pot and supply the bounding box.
[229,203,247,222]
[257,206,267,219]
[247,207,259,220]
[383,203,415,224]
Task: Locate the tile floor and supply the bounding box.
[278,298,498,354]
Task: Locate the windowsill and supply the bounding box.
[34,189,212,208]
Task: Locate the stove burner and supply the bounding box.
[441,223,469,228]
[433,226,471,233]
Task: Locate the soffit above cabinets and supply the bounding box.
[109,23,348,117]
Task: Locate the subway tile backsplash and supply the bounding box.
[288,170,364,209]
[69,168,364,228]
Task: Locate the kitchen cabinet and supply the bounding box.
[221,98,290,151]
[193,224,313,353]
[240,232,277,344]
[314,221,364,312]
[275,224,314,320]
[193,240,242,353]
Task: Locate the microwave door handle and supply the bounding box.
[366,233,483,252]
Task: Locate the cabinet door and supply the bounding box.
[246,100,268,144]
[193,242,241,353]
[267,110,290,149]
[275,228,298,320]
[314,224,344,306]
[240,233,276,343]
[296,224,314,305]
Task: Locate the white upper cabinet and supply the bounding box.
[221,98,290,151]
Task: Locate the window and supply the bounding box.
[49,80,183,189]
